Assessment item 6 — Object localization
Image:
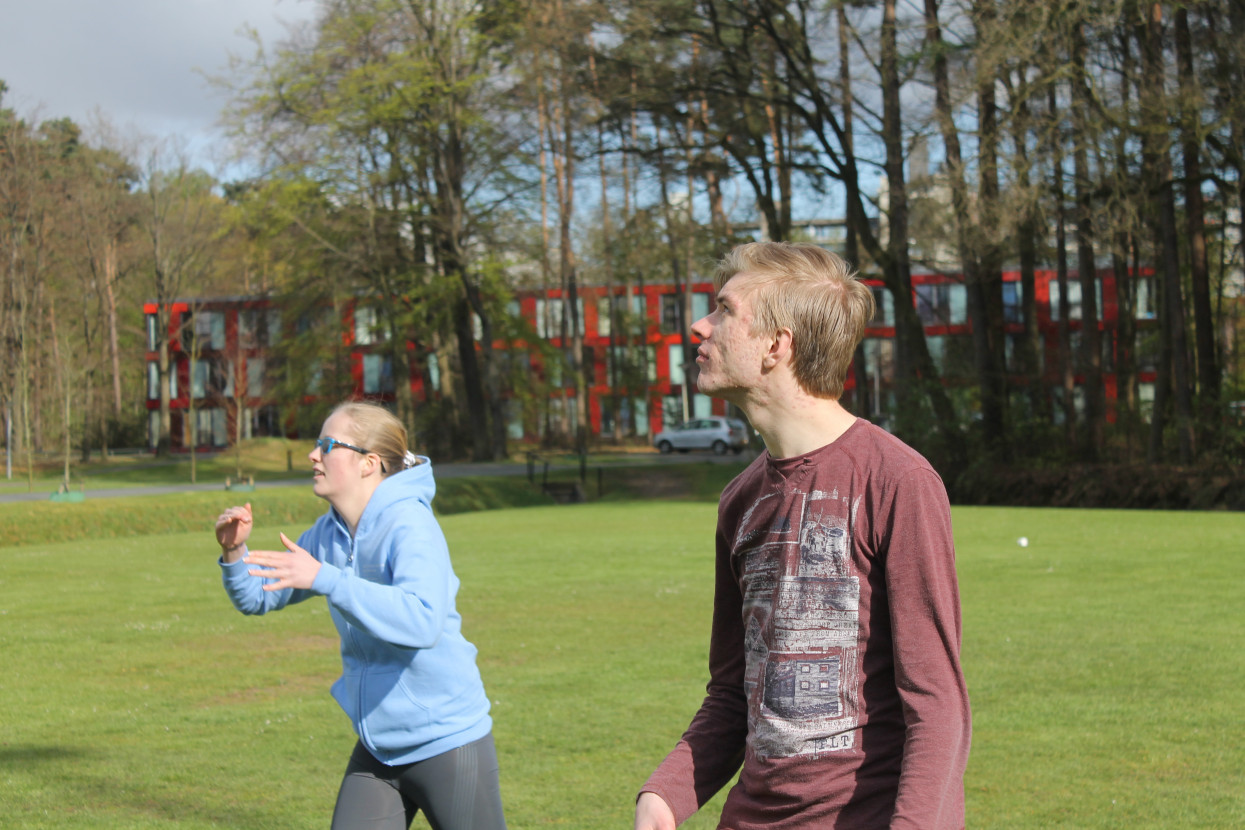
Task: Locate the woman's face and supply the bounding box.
[308,411,370,503]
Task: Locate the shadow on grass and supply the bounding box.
[0,744,89,765]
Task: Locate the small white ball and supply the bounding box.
[1017,537,1029,547]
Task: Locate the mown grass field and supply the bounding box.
[1,492,1242,828]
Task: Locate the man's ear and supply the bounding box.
[761,327,794,370]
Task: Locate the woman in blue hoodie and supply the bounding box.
[214,400,506,830]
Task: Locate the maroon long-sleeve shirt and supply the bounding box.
[641,418,971,829]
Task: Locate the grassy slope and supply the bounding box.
[1,499,1242,828]
[0,459,746,549]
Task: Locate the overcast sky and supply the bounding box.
[0,0,318,176]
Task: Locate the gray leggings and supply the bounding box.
[330,735,506,830]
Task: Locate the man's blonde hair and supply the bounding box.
[331,400,408,477]
[714,242,875,399]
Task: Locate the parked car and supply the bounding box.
[653,416,749,455]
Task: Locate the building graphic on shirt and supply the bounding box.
[741,487,863,759]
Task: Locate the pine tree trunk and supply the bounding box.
[1174,7,1218,443]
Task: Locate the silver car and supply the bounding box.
[653,416,749,455]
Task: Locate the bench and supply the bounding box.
[541,481,585,504]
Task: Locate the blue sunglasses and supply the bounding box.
[314,436,372,457]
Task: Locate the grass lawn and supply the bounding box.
[1,500,1241,828]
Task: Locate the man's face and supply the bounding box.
[691,273,771,401]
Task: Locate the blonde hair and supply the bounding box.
[714,242,876,399]
[330,401,409,477]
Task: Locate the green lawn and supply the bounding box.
[1,500,1241,828]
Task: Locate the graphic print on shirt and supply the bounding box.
[736,486,861,759]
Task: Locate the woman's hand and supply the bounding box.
[245,532,322,592]
[215,503,253,563]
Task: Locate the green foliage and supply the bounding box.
[1,503,1241,828]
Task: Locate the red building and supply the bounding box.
[144,266,1155,450]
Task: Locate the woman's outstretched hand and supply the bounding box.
[245,532,322,592]
[215,503,253,563]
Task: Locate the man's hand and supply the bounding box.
[635,792,676,830]
[245,532,321,591]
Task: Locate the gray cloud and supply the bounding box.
[0,0,315,156]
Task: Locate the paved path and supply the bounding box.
[0,451,758,503]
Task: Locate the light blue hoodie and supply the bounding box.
[220,458,492,765]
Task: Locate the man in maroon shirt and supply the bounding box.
[636,242,971,830]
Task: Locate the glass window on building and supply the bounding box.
[506,399,525,440]
[265,310,282,346]
[1049,278,1099,322]
[1137,382,1155,422]
[426,353,441,393]
[916,283,963,326]
[1050,385,1087,424]
[251,405,280,438]
[355,306,383,346]
[600,294,631,337]
[194,408,212,446]
[192,360,209,399]
[661,395,683,426]
[870,286,894,327]
[546,396,578,432]
[148,410,160,449]
[1004,333,1027,374]
[191,407,228,448]
[632,396,649,436]
[239,309,258,348]
[1002,282,1023,324]
[146,313,158,351]
[147,361,159,400]
[363,353,395,394]
[1135,276,1157,320]
[948,283,967,325]
[545,355,563,387]
[691,291,710,324]
[668,343,687,386]
[660,294,685,334]
[188,310,225,350]
[630,293,647,324]
[535,298,557,338]
[862,337,895,383]
[306,360,322,395]
[1049,278,1078,320]
[926,335,946,373]
[211,311,225,349]
[597,296,612,338]
[247,358,266,398]
[212,407,228,446]
[692,393,713,418]
[534,297,583,339]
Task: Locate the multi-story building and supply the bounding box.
[144,263,1156,451]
